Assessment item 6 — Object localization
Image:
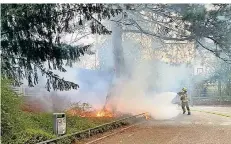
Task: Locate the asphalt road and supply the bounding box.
[89,106,231,144]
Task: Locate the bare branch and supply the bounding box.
[145,6,182,20]
[123,29,194,41]
[69,33,92,45]
[110,19,134,25]
[196,39,231,64]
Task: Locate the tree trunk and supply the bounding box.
[104,15,125,112]
[111,18,125,78]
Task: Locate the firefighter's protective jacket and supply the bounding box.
[178,92,189,102]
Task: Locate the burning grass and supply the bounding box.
[144,112,151,120]
[96,109,114,117]
[66,108,115,118]
[65,102,120,118]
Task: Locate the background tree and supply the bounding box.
[119,4,231,63]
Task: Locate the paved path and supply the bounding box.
[91,107,231,144]
[193,106,231,116]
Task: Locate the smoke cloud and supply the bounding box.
[105,61,183,120]
[22,67,113,112]
[22,31,196,120]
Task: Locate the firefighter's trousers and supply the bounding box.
[181,101,190,112]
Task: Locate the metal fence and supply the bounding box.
[191,90,231,106]
[37,113,147,144]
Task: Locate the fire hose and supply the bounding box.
[37,113,150,144]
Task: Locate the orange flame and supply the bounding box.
[66,108,114,118]
[96,111,105,117]
[144,112,151,120]
[96,109,114,117]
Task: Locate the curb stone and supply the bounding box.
[191,109,231,118]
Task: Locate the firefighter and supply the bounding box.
[178,88,191,115]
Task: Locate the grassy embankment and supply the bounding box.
[1,79,114,144]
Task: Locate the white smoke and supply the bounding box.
[106,61,182,120]
[102,34,193,120]
[21,28,193,119]
[22,66,112,112]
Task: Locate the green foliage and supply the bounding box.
[1,4,121,91]
[1,78,53,143]
[26,113,54,134]
[18,128,54,144]
[1,79,115,143]
[1,78,25,143]
[181,4,231,62]
[66,116,112,134]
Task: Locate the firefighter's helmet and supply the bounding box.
[182,87,187,92]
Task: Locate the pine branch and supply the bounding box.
[1,54,79,91]
[1,43,91,91]
[38,65,79,91]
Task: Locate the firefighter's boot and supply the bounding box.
[188,112,191,115]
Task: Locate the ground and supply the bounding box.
[85,106,231,144]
